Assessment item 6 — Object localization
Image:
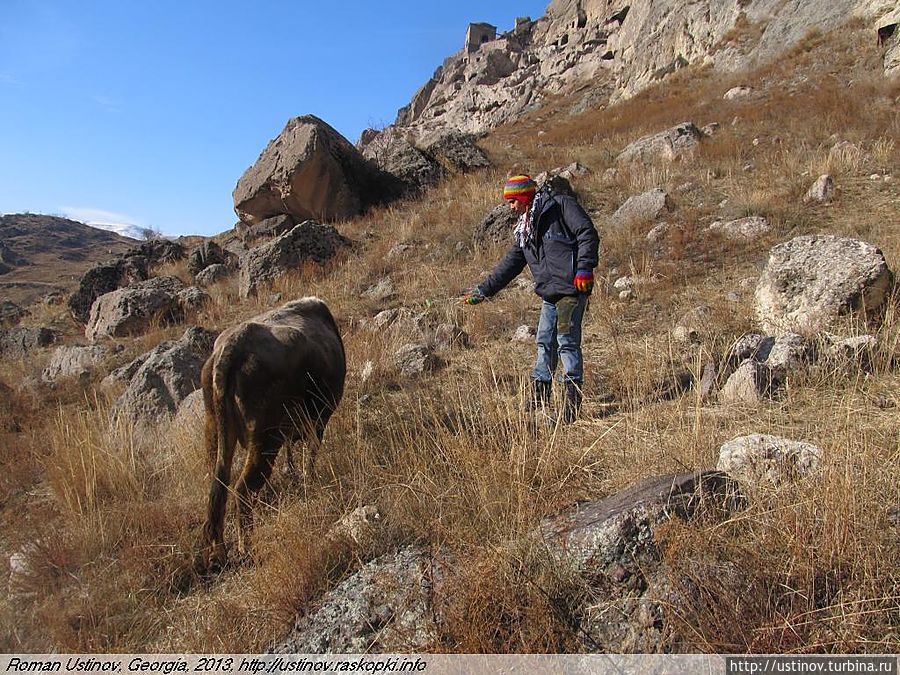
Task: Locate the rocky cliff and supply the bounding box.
[365,0,897,146]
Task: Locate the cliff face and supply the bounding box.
[369,0,896,145]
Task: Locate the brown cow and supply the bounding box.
[196,297,346,572]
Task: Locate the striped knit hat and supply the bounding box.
[503,175,537,204]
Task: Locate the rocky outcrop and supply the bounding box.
[85,276,208,341]
[359,129,489,195]
[233,116,393,226]
[371,0,893,146]
[539,471,742,651]
[67,240,186,324]
[755,235,893,334]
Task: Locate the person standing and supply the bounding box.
[463,175,600,423]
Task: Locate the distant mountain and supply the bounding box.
[0,213,138,306]
[83,220,146,241]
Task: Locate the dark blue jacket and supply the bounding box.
[477,193,600,301]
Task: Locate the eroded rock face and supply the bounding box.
[238,221,350,298]
[755,235,893,334]
[371,0,889,152]
[233,116,392,226]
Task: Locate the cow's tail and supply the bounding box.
[203,324,251,549]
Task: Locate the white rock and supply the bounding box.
[717,433,822,487]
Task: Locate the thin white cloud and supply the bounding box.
[91,95,122,113]
[0,72,22,86]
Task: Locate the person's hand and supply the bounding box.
[462,289,485,305]
[574,270,594,293]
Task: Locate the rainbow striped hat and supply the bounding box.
[503,175,537,203]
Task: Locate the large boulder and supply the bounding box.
[360,131,440,195]
[539,471,742,652]
[238,221,350,298]
[233,115,390,226]
[615,123,703,166]
[85,276,206,341]
[68,257,150,324]
[755,235,893,334]
[111,327,216,427]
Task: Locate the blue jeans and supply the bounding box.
[532,295,587,384]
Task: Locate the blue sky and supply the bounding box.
[0,1,548,238]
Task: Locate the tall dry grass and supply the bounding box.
[1,17,899,653]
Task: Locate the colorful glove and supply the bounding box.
[574,270,594,293]
[463,288,485,305]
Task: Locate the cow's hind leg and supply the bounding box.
[233,432,280,558]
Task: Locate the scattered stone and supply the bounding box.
[646,222,670,243]
[804,175,835,204]
[195,264,230,287]
[719,359,770,404]
[707,217,771,240]
[701,122,720,136]
[361,278,397,303]
[473,203,518,244]
[394,343,439,377]
[615,122,703,166]
[111,327,217,428]
[512,325,534,342]
[187,241,233,277]
[611,189,673,226]
[271,546,449,653]
[717,433,822,487]
[0,327,57,358]
[85,276,192,341]
[42,345,109,383]
[0,301,26,326]
[724,86,753,100]
[432,323,469,349]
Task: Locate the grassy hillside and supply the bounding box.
[0,22,897,652]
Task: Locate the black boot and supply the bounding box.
[562,380,583,423]
[528,379,552,411]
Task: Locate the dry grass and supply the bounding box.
[1,19,899,653]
